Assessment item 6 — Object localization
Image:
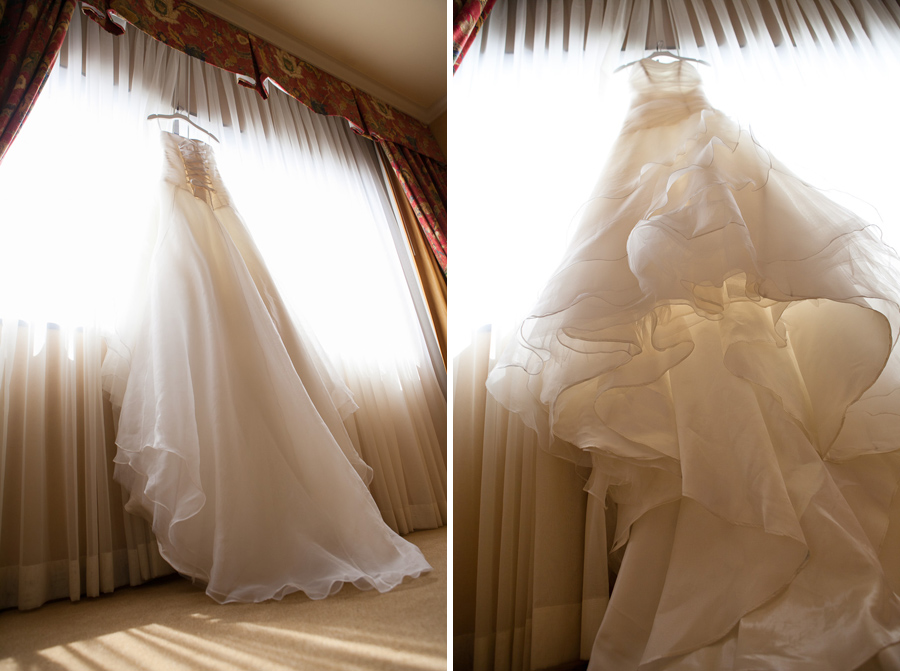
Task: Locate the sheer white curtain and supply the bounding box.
[0,7,445,611]
[453,0,900,668]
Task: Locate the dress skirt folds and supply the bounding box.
[487,59,900,669]
[102,131,430,603]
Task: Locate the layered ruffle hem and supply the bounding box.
[487,59,900,670]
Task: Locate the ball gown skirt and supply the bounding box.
[102,131,430,603]
[487,59,900,669]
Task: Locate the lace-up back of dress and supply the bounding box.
[160,131,230,209]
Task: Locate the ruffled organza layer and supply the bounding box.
[487,61,900,669]
[103,132,430,603]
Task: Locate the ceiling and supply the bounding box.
[191,0,448,123]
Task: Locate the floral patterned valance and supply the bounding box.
[82,0,256,85]
[356,91,444,163]
[81,0,444,163]
[249,35,367,136]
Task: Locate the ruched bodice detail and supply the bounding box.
[629,58,703,97]
[623,59,712,132]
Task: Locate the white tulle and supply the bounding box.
[487,59,900,669]
[104,131,430,603]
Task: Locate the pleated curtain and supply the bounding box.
[453,0,900,668]
[0,324,173,611]
[0,6,446,611]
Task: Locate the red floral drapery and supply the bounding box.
[0,0,77,161]
[453,0,496,74]
[381,142,447,275]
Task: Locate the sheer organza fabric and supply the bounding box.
[102,132,430,602]
[487,60,900,669]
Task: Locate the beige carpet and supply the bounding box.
[0,527,446,671]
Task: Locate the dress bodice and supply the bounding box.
[160,131,231,209]
[629,58,703,98]
[622,58,712,131]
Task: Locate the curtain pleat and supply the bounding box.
[342,360,447,536]
[454,329,602,670]
[0,322,172,611]
[452,329,492,670]
[455,0,900,668]
[0,0,76,161]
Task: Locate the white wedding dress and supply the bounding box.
[102,131,430,603]
[487,59,900,669]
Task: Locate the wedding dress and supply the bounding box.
[487,59,900,669]
[101,131,431,603]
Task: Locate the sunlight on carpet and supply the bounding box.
[0,528,446,671]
